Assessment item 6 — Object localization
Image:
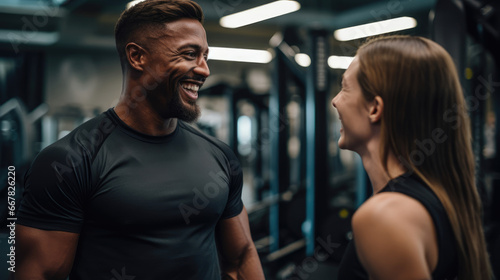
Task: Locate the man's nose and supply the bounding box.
[194,58,210,78]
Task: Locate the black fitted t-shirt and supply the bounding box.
[337,174,458,280]
[17,108,244,280]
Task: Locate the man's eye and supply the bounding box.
[185,52,197,58]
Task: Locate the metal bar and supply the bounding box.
[265,239,306,262]
[304,29,329,256]
[269,48,290,253]
[275,43,306,87]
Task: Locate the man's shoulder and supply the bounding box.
[65,110,117,145]
[38,111,117,164]
[178,121,236,158]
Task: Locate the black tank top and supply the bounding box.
[337,174,458,280]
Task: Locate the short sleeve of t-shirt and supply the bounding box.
[17,115,113,233]
[17,143,88,233]
[220,148,244,219]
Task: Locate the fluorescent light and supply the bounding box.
[294,53,311,67]
[126,0,144,9]
[269,32,283,47]
[334,16,417,41]
[328,56,355,69]
[220,0,301,28]
[52,0,69,5]
[208,47,272,64]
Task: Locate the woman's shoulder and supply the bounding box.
[353,191,433,234]
[351,192,437,279]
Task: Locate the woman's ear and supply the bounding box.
[369,96,384,123]
[125,42,147,72]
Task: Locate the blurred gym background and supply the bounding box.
[1,0,499,278]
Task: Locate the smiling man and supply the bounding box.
[15,1,264,279]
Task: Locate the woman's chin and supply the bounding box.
[338,138,347,150]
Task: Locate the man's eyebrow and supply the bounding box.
[178,44,207,53]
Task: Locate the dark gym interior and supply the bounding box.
[1,0,499,279]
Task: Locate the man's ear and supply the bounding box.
[125,42,147,72]
[369,96,384,123]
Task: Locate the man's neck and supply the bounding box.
[114,99,178,136]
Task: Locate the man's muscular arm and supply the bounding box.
[216,207,265,280]
[14,225,79,280]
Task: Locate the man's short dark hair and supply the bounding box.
[114,0,204,71]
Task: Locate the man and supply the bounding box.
[15,1,265,279]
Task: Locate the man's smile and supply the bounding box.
[180,81,202,100]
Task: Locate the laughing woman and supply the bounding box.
[333,35,493,280]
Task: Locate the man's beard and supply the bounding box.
[166,88,201,123]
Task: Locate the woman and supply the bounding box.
[333,35,493,280]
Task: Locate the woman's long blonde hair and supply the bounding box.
[356,35,492,280]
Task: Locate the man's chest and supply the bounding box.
[85,147,231,230]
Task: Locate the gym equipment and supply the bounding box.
[433,1,500,277]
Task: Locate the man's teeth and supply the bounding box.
[182,83,199,92]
